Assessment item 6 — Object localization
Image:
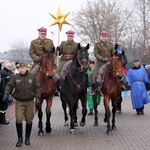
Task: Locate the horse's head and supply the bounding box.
[40,47,55,78]
[76,43,89,72]
[110,54,124,79]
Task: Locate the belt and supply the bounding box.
[63,54,73,59]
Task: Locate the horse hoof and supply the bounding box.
[64,121,69,126]
[94,122,98,126]
[80,121,86,127]
[106,130,113,135]
[74,122,78,127]
[70,129,75,134]
[38,130,44,136]
[46,127,51,133]
[104,118,107,123]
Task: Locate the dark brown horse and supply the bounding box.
[60,43,89,134]
[93,54,124,134]
[36,47,56,136]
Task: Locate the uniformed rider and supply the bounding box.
[29,27,60,91]
[90,31,114,95]
[56,30,78,76]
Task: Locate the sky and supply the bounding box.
[0,0,88,52]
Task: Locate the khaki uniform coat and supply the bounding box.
[57,41,78,75]
[29,38,54,64]
[4,71,41,101]
[91,41,114,84]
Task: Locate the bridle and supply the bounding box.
[72,50,89,72]
[40,52,54,79]
[108,56,124,80]
[69,50,89,88]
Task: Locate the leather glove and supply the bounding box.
[36,58,41,64]
[2,93,8,102]
[35,98,40,108]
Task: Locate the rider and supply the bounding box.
[56,30,78,77]
[114,42,128,113]
[90,31,114,95]
[29,27,60,91]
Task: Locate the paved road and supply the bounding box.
[1,94,150,150]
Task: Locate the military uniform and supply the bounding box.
[91,40,114,84]
[29,38,54,65]
[57,40,78,75]
[29,27,61,92]
[4,62,41,147]
[57,30,78,75]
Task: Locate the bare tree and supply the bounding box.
[10,40,32,63]
[133,0,150,63]
[71,0,134,46]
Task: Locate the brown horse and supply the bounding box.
[93,54,124,134]
[36,47,56,136]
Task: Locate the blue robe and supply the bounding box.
[126,67,150,109]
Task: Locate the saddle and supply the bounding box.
[29,64,40,75]
[60,60,72,80]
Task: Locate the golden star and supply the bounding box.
[49,7,70,31]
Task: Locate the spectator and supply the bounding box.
[126,59,150,115]
[0,61,12,124]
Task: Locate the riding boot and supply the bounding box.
[16,123,23,147]
[25,123,32,145]
[55,79,61,92]
[90,84,96,95]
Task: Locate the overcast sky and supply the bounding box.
[0,0,88,52]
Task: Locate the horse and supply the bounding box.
[92,54,124,134]
[36,47,56,136]
[60,43,89,134]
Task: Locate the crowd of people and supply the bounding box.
[0,27,150,147]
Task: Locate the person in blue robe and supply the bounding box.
[126,59,150,115]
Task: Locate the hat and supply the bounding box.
[4,61,12,67]
[37,27,47,33]
[100,31,109,36]
[19,62,28,67]
[133,59,140,62]
[66,30,75,36]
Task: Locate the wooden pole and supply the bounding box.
[56,29,60,66]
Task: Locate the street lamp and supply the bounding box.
[51,31,55,41]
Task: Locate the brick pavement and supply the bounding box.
[1,94,150,150]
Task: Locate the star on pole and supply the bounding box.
[49,7,70,31]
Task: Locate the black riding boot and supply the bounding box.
[25,123,32,145]
[16,123,23,147]
[55,79,61,92]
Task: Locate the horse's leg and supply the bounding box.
[38,100,44,136]
[93,94,98,126]
[73,99,78,127]
[112,105,117,130]
[80,96,87,127]
[61,96,69,126]
[45,97,53,133]
[103,97,112,134]
[68,98,75,134]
